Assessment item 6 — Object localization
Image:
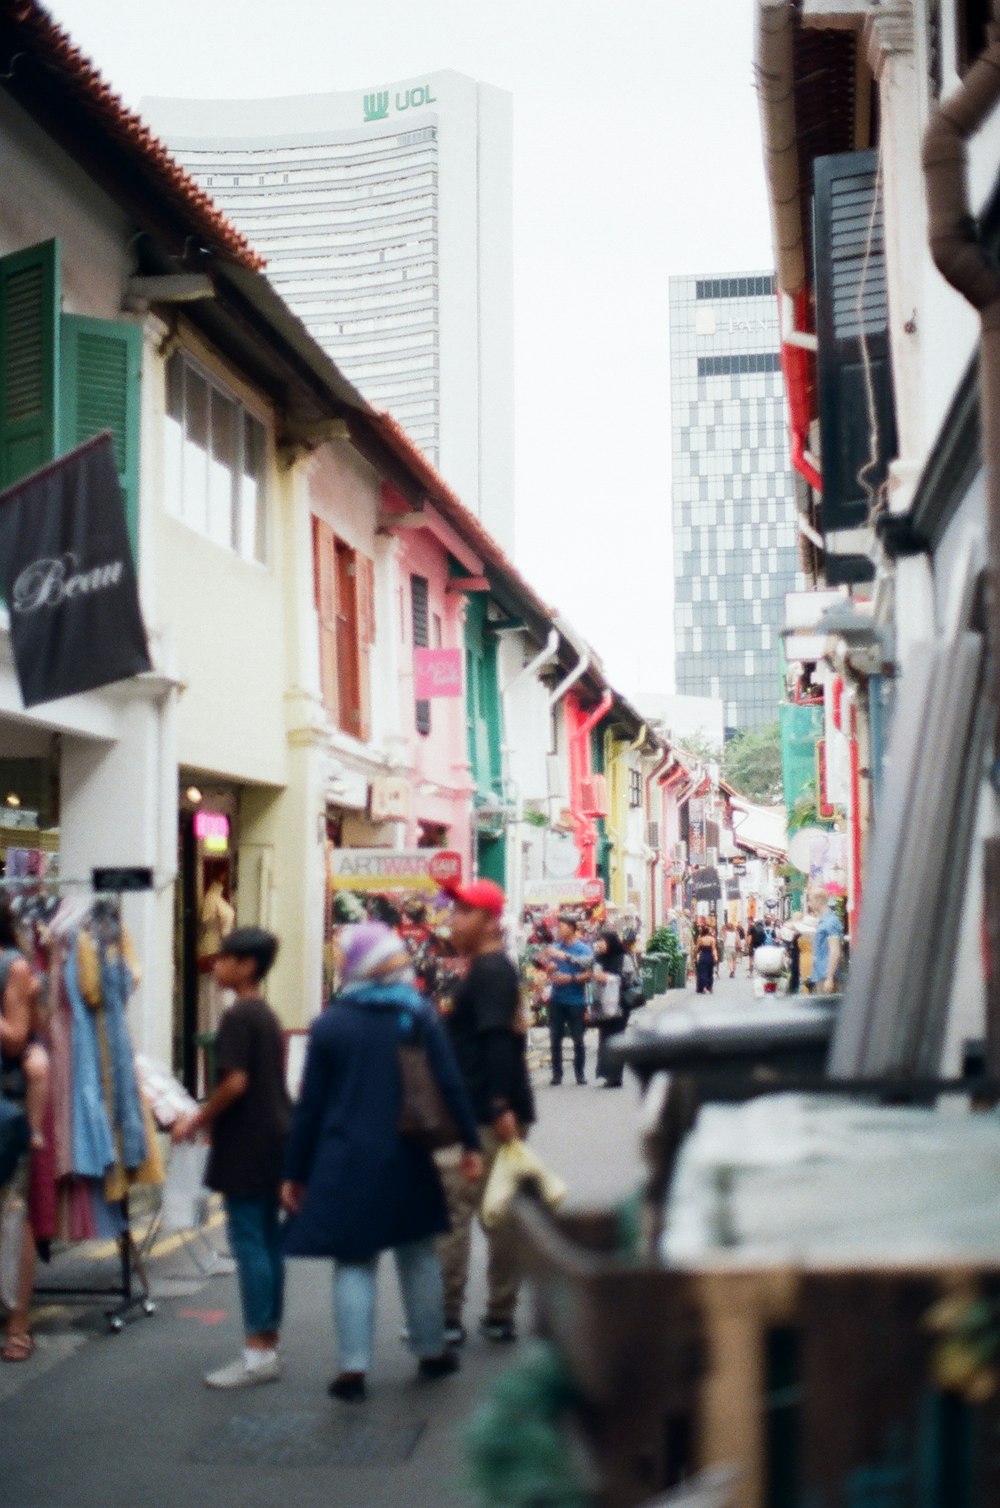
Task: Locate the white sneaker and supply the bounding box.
[204,1353,281,1389]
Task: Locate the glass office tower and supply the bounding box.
[670,272,801,734]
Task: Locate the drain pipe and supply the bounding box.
[547,624,590,711]
[923,7,1000,1072]
[571,689,613,878]
[504,627,560,697]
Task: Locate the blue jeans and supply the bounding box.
[225,1194,285,1338]
[334,1238,445,1373]
[548,1000,586,1082]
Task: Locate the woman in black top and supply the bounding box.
[593,929,627,1088]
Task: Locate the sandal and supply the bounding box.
[2,1332,34,1363]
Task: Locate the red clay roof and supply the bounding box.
[2,1,263,270]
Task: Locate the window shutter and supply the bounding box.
[411,574,431,736]
[356,553,375,742]
[59,315,142,561]
[814,149,897,585]
[0,240,59,490]
[312,517,340,723]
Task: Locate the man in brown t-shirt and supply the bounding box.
[173,926,291,1389]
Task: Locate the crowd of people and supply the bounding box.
[0,876,844,1383]
[679,890,845,997]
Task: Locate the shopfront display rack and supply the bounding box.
[1,871,157,1331]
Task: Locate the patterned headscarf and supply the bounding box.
[338,922,414,994]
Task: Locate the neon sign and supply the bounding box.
[194,811,230,854]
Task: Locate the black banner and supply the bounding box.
[691,865,722,902]
[0,433,151,707]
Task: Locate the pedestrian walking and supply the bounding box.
[281,923,481,1402]
[0,898,48,1364]
[172,927,291,1390]
[807,891,844,995]
[545,914,593,1086]
[593,929,628,1088]
[694,923,717,995]
[747,916,766,975]
[723,921,740,978]
[438,879,536,1344]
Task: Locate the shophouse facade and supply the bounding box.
[756,0,1000,1064]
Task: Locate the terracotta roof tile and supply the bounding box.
[2,1,263,270]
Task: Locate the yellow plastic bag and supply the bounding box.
[481,1139,568,1229]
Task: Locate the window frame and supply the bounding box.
[164,346,270,566]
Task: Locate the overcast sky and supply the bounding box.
[51,0,774,697]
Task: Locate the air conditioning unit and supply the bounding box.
[646,821,661,851]
[580,774,609,817]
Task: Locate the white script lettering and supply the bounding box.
[12,553,125,614]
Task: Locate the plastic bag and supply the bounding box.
[0,1191,26,1311]
[160,1142,209,1233]
[481,1140,567,1230]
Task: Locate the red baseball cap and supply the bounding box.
[444,878,506,918]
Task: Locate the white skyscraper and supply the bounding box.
[144,71,515,551]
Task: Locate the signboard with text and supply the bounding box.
[329,848,462,892]
[522,878,605,910]
[414,648,463,699]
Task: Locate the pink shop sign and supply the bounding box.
[414,647,463,699]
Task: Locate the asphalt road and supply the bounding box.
[1,1042,661,1508]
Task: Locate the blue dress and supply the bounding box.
[283,983,480,1263]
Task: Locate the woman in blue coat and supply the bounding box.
[281,922,482,1401]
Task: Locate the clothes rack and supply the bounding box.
[1,874,158,1331]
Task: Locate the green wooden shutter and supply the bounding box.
[60,314,142,560]
[0,240,60,489]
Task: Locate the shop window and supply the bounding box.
[0,239,142,559]
[164,349,267,564]
[312,517,375,740]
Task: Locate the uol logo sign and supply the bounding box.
[364,83,437,122]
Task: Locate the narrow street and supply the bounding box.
[0,990,762,1508]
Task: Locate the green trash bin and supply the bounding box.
[670,956,688,989]
[640,958,658,1000]
[653,956,670,995]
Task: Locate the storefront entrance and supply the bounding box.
[175,782,238,1093]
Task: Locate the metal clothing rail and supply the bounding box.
[3,876,159,1332]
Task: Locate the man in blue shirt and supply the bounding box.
[809,891,844,994]
[546,915,593,1086]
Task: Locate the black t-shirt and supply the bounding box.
[447,953,535,1128]
[205,996,292,1199]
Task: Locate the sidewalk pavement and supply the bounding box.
[0,1065,648,1508]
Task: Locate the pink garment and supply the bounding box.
[65,1177,98,1242]
[27,1096,57,1241]
[47,947,74,1181]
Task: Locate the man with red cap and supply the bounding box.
[438,877,535,1344]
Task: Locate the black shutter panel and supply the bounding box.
[814,149,898,585]
[411,573,431,736]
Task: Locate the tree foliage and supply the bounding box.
[722,720,783,805]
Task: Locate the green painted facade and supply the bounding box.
[464,591,506,884]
